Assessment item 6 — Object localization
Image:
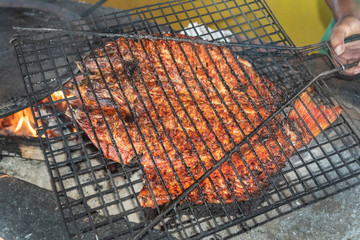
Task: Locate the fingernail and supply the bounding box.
[334,45,343,56]
[355,69,360,75]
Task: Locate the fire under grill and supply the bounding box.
[11,0,360,239]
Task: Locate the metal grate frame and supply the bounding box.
[12,0,360,239]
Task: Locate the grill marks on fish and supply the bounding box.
[68,34,341,208]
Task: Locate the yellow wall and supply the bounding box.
[266,0,333,46]
[80,0,333,46]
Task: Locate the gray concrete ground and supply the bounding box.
[240,184,360,240]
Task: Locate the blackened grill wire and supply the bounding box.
[310,82,360,172]
[13,34,85,237]
[17,25,150,239]
[65,22,159,239]
[14,22,354,240]
[12,0,360,239]
[93,15,200,239]
[31,28,103,238]
[39,30,118,238]
[132,54,347,240]
[65,32,137,238]
[13,27,335,99]
[16,29,320,237]
[96,8,212,222]
[86,32,200,238]
[13,25,354,240]
[37,35,101,237]
[80,35,262,238]
[133,35,234,217]
[148,73,356,237]
[89,13,360,218]
[68,14,171,239]
[104,12,217,234]
[97,0,302,231]
[234,0,276,45]
[134,0,294,227]
[82,9,155,230]
[137,2,287,233]
[134,33,292,234]
[89,28,246,236]
[152,33,267,215]
[103,12,215,239]
[91,30,356,238]
[30,30,352,240]
[80,0,290,46]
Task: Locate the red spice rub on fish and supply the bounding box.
[68,34,342,208]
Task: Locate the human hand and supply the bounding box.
[330,15,360,75]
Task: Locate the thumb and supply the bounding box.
[330,25,346,56]
[330,16,360,56]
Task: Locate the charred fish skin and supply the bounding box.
[69,34,341,208]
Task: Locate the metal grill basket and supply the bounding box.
[12,0,360,239]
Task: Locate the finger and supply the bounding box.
[330,25,346,56]
[344,66,360,75]
[330,16,360,56]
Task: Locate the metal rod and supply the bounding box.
[80,0,108,17]
[13,26,360,53]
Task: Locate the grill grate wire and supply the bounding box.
[12,0,360,239]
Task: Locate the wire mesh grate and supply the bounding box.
[12,0,360,239]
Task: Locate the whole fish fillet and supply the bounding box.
[68,34,341,208]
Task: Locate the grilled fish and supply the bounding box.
[68,34,341,208]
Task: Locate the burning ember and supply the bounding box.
[0,90,72,138]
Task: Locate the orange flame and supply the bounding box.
[0,107,38,138]
[0,90,72,138]
[13,111,38,137]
